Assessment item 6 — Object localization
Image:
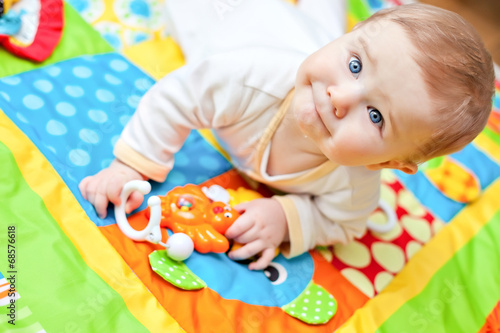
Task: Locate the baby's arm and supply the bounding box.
[225,198,289,270]
[80,51,252,218]
[79,159,147,218]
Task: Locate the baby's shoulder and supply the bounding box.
[189,47,307,98]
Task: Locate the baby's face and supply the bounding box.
[293,20,435,169]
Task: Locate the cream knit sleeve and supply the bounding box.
[276,168,381,258]
[114,53,249,182]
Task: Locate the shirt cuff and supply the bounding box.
[272,195,305,258]
[113,139,171,182]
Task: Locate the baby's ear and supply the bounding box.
[366,160,418,175]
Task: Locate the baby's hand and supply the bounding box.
[79,159,146,219]
[225,198,288,270]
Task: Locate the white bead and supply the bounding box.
[166,233,194,261]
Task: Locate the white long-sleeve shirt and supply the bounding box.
[114,0,380,257]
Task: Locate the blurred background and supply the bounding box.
[419,0,500,67]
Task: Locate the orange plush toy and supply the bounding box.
[146,184,240,254]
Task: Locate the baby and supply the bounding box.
[79,1,494,270]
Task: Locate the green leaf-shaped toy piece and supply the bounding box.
[282,281,337,325]
[149,250,206,290]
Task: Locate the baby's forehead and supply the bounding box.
[350,19,414,50]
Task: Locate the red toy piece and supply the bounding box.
[0,0,63,62]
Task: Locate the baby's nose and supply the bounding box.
[328,86,361,118]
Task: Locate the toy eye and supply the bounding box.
[264,262,287,285]
[224,206,231,211]
[224,212,232,218]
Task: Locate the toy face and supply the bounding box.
[184,249,314,306]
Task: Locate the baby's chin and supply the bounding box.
[293,102,319,129]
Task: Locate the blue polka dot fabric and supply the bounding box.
[0,53,232,226]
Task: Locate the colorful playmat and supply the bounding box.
[0,0,499,331]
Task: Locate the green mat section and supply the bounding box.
[0,141,147,332]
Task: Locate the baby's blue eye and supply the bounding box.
[369,108,383,125]
[349,58,362,74]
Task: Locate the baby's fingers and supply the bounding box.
[93,191,110,219]
[228,241,263,261]
[125,191,144,214]
[78,177,91,200]
[248,248,276,271]
[225,214,254,239]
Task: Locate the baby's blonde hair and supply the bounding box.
[358,3,495,163]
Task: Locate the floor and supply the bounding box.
[418,0,500,66]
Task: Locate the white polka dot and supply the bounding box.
[199,155,220,171]
[45,146,57,154]
[81,55,97,63]
[88,109,108,123]
[56,102,76,116]
[333,241,371,268]
[317,291,323,296]
[23,94,45,110]
[302,306,308,311]
[181,275,186,279]
[314,316,319,320]
[304,299,309,303]
[402,216,431,243]
[167,171,186,186]
[374,271,394,294]
[119,115,131,126]
[158,260,163,264]
[73,66,93,78]
[96,89,115,102]
[16,113,28,123]
[328,311,333,316]
[104,74,122,85]
[290,304,296,308]
[165,272,170,277]
[44,66,61,77]
[34,80,53,93]
[174,152,189,167]
[0,91,10,101]
[65,85,85,98]
[372,242,406,273]
[340,268,375,298]
[1,76,21,85]
[316,300,321,305]
[110,59,129,72]
[46,120,67,135]
[301,313,306,317]
[111,135,120,147]
[176,279,181,284]
[315,308,320,312]
[135,78,152,91]
[192,281,197,285]
[399,189,427,216]
[127,95,141,108]
[169,267,174,272]
[406,241,422,260]
[69,149,90,166]
[79,128,100,144]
